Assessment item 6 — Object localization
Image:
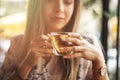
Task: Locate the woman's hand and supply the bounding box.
[61,33,103,62]
[17,34,53,79]
[61,33,110,80]
[24,34,53,67]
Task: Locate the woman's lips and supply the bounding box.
[52,17,64,22]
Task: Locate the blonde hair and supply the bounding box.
[17,0,81,80]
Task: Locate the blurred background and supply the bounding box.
[0,0,119,80]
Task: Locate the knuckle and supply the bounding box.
[74,38,78,43]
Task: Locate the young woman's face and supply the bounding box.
[43,0,74,32]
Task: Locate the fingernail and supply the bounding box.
[61,38,66,41]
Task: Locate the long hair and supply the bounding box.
[16,0,81,80]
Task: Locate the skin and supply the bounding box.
[18,0,75,78]
[43,0,74,33]
[25,0,75,67]
[27,0,104,68]
[15,0,109,80]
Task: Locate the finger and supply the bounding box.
[59,46,74,54]
[33,35,50,41]
[68,33,83,39]
[30,40,52,48]
[61,37,85,45]
[63,52,83,59]
[30,41,46,49]
[73,46,86,52]
[41,35,52,47]
[60,46,86,55]
[58,46,77,56]
[44,40,53,48]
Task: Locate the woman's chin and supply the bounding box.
[50,26,64,31]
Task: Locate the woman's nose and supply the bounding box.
[55,1,64,13]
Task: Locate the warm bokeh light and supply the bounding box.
[108,16,118,48]
[0,12,26,38]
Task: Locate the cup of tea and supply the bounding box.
[50,32,75,56]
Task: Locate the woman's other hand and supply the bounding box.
[17,34,53,79]
[61,33,104,65]
[24,34,53,67]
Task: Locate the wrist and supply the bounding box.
[92,55,105,69]
[92,57,107,77]
[93,65,107,76]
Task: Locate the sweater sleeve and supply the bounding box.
[0,35,23,80]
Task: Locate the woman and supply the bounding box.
[0,0,109,80]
